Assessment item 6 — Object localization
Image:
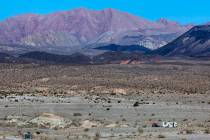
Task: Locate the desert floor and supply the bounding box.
[0,60,210,140]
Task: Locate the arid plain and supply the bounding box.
[0,60,210,140]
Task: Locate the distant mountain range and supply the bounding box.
[0,8,210,64]
[0,8,192,55]
[1,24,210,64]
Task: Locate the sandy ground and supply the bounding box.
[0,94,210,140]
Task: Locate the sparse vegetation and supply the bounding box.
[94,131,100,140]
[137,127,144,135]
[84,128,89,132]
[158,134,166,138]
[73,113,82,116]
[204,129,210,134]
[0,61,210,139]
[186,129,193,134]
[142,125,147,128]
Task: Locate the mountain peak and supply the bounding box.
[103,8,121,12]
[61,8,120,15]
[157,18,179,25]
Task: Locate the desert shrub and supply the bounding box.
[73,113,82,116]
[186,129,193,134]
[84,128,89,132]
[142,125,147,128]
[138,127,144,134]
[122,118,126,121]
[204,129,210,134]
[151,113,155,116]
[94,131,100,140]
[157,134,165,138]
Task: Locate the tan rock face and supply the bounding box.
[120,60,131,65]
[105,123,118,128]
[29,113,71,129]
[81,120,99,128]
[112,88,127,95]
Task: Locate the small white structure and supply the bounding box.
[162,122,178,128]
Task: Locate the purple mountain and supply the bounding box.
[0,8,193,55]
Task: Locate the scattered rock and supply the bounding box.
[106,123,118,128]
[81,120,99,128]
[133,102,139,107]
[113,88,127,95]
[152,122,160,127]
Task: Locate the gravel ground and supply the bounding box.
[0,61,210,139]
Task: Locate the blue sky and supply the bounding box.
[0,0,210,24]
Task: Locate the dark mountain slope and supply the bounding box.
[154,25,210,57]
[94,44,151,53]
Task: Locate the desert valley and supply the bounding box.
[0,8,210,140]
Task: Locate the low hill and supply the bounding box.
[19,51,91,64]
